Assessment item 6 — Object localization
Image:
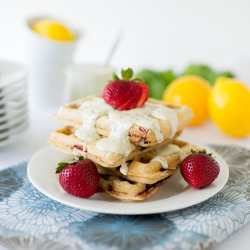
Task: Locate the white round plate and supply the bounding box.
[0,80,27,98]
[27,143,229,215]
[0,105,28,123]
[0,124,28,147]
[0,87,27,105]
[0,112,28,130]
[0,120,29,140]
[0,100,28,114]
[0,60,27,89]
[0,126,28,147]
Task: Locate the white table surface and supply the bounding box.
[0,105,249,250]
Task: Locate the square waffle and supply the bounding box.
[97,140,201,184]
[53,96,193,147]
[98,174,166,202]
[48,93,196,202]
[47,126,183,168]
[97,139,201,201]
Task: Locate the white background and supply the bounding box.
[0,0,249,249]
[1,0,250,75]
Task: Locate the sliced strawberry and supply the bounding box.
[114,81,136,108]
[117,83,137,110]
[102,80,130,101]
[129,83,142,109]
[117,83,142,110]
[103,80,131,109]
[135,82,149,108]
[102,68,149,111]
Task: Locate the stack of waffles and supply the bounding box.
[47,96,200,201]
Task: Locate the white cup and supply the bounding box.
[25,16,81,107]
[63,64,114,103]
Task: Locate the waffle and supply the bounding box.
[98,174,167,202]
[53,96,193,147]
[47,126,183,168]
[98,140,201,201]
[97,140,201,184]
[48,94,198,202]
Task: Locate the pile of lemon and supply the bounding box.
[163,75,250,137]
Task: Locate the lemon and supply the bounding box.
[32,19,75,41]
[163,75,211,126]
[209,77,250,137]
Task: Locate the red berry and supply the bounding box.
[135,82,149,108]
[103,80,145,110]
[59,159,99,198]
[180,153,220,189]
[117,82,142,110]
[102,80,131,108]
[102,68,149,111]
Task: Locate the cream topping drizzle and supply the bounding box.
[75,98,113,141]
[75,97,181,175]
[150,144,187,169]
[150,156,168,169]
[144,103,178,139]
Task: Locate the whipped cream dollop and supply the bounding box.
[75,97,181,175]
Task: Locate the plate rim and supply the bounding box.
[0,88,27,106]
[0,112,28,130]
[0,100,28,114]
[0,105,28,123]
[0,80,27,98]
[27,142,229,215]
[0,120,29,141]
[0,125,28,147]
[0,60,27,89]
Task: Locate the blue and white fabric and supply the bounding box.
[0,145,249,250]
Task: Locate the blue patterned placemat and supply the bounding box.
[0,145,249,250]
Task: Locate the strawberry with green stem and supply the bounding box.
[56,157,99,198]
[180,149,220,189]
[102,68,149,111]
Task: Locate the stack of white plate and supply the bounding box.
[0,60,29,147]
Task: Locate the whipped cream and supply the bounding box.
[150,144,187,169]
[75,97,181,175]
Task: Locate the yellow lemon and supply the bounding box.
[163,75,211,126]
[32,19,75,41]
[209,77,250,137]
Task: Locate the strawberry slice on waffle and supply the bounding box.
[102,68,149,111]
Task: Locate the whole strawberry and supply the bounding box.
[102,68,149,111]
[56,158,99,198]
[180,149,220,189]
